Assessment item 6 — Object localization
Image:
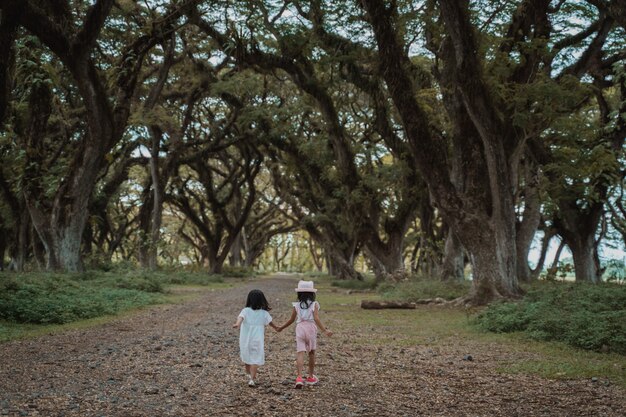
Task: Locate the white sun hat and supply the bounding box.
[295,280,318,293]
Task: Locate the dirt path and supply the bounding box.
[1,275,624,416]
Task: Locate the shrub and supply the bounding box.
[604,260,626,283]
[476,302,534,333]
[0,273,162,324]
[220,266,255,278]
[154,271,224,285]
[114,275,164,293]
[0,269,230,328]
[477,282,626,354]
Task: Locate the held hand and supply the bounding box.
[325,330,333,337]
[232,323,240,329]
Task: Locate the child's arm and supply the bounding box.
[313,304,332,336]
[268,321,280,332]
[276,308,297,332]
[232,316,243,329]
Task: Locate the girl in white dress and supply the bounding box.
[232,289,279,386]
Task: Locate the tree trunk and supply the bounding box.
[241,227,252,267]
[143,39,179,271]
[25,193,86,272]
[440,231,465,281]
[332,258,363,280]
[516,164,542,283]
[414,196,442,277]
[568,235,602,283]
[10,211,29,271]
[409,238,420,273]
[229,232,244,267]
[148,150,162,271]
[461,215,520,304]
[0,228,6,270]
[554,199,603,283]
[308,239,324,272]
[9,0,186,273]
[364,239,405,282]
[544,239,566,279]
[31,227,45,270]
[326,244,363,280]
[326,254,336,276]
[137,180,153,268]
[22,91,112,273]
[243,239,265,269]
[364,247,386,283]
[359,0,523,304]
[530,228,554,280]
[299,222,362,280]
[56,221,85,272]
[208,252,223,274]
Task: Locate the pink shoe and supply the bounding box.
[295,376,304,389]
[305,375,319,385]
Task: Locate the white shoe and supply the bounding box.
[248,379,255,387]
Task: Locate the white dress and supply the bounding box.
[238,307,273,365]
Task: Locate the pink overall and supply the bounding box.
[293,301,319,353]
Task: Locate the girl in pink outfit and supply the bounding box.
[277,280,332,388]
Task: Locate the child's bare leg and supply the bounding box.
[296,351,305,377]
[245,364,251,376]
[250,365,258,380]
[308,350,316,376]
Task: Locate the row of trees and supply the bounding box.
[0,0,624,304]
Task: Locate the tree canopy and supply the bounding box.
[0,0,624,304]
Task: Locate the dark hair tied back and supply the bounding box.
[297,291,316,309]
[246,289,271,311]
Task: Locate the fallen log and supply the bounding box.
[414,297,447,305]
[360,300,416,309]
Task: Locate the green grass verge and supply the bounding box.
[331,277,378,290]
[0,270,231,342]
[476,282,626,354]
[379,277,471,301]
[319,287,626,388]
[327,273,470,299]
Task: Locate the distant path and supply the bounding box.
[1,275,624,416]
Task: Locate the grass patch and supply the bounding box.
[301,271,332,279]
[0,270,231,342]
[219,266,256,278]
[150,271,225,286]
[500,345,626,385]
[319,285,626,388]
[331,277,377,290]
[0,273,163,325]
[379,277,471,301]
[481,332,626,386]
[476,282,626,354]
[0,305,153,343]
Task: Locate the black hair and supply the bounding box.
[297,291,316,309]
[246,289,271,311]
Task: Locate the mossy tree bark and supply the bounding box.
[170,146,261,274]
[360,0,524,304]
[2,0,190,271]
